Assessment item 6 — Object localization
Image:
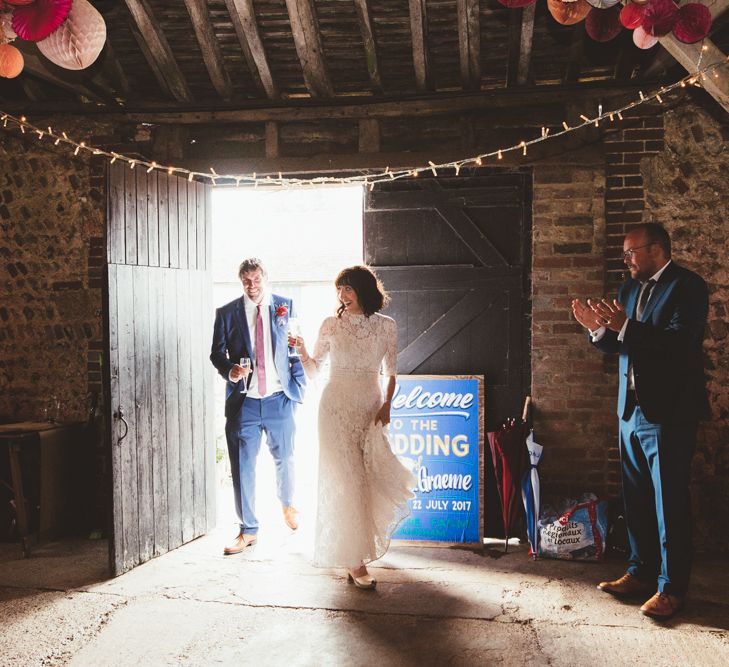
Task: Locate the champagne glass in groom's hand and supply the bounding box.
[237,357,251,393]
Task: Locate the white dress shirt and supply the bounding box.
[229,291,283,398]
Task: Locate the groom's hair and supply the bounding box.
[335,265,389,318]
[238,257,266,279]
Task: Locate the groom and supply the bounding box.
[210,258,306,554]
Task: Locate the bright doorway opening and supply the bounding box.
[211,185,364,549]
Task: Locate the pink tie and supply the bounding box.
[255,304,267,396]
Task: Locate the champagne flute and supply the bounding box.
[288,317,301,355]
[239,357,251,393]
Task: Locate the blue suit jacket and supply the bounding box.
[592,261,708,424]
[210,294,306,419]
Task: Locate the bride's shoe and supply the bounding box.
[347,568,377,590]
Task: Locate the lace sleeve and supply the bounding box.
[381,317,397,377]
[302,317,334,378]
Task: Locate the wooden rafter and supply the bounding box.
[517,4,536,86]
[564,23,585,84]
[284,0,334,98]
[183,0,233,100]
[224,0,279,99]
[123,0,193,103]
[17,47,104,103]
[409,0,433,91]
[457,0,481,90]
[353,0,383,94]
[97,39,130,99]
[506,9,522,87]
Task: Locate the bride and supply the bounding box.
[290,265,415,589]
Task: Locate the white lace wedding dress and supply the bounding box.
[302,312,415,568]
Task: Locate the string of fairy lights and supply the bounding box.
[1,51,727,189]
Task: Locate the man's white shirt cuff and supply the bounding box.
[589,326,606,342]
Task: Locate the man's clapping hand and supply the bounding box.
[571,298,603,330]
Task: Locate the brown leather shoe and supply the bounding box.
[640,592,684,620]
[597,572,654,598]
[283,506,299,531]
[223,533,257,555]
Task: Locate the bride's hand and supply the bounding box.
[374,401,391,426]
[288,334,307,357]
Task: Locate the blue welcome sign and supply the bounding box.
[390,375,484,544]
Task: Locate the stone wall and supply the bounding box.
[0,128,105,424]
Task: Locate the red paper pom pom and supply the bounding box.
[497,0,537,7]
[586,6,623,42]
[620,3,645,29]
[672,3,711,44]
[641,0,679,37]
[11,0,72,42]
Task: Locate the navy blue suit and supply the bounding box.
[592,261,708,595]
[210,294,306,535]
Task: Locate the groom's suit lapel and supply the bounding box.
[269,301,281,358]
[234,297,252,354]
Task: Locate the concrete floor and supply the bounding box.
[1,521,728,667]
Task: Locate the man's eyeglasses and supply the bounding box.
[622,243,656,261]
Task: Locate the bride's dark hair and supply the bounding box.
[335,265,389,318]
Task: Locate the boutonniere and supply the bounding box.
[275,304,288,324]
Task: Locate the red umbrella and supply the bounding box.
[488,417,530,552]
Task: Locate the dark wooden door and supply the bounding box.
[366,170,532,428]
[365,170,532,536]
[106,162,215,576]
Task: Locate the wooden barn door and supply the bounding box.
[365,170,531,533]
[105,162,215,576]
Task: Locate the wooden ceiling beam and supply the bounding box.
[123,0,193,103]
[353,0,383,94]
[113,84,641,124]
[564,23,585,84]
[658,36,729,112]
[98,39,130,99]
[284,0,334,98]
[183,0,233,100]
[224,0,279,99]
[517,4,536,86]
[409,0,433,91]
[16,48,104,103]
[457,0,481,91]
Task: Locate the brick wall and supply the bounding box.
[530,145,617,498]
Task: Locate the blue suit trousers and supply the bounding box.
[619,404,697,596]
[225,392,297,535]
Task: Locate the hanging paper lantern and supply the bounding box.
[548,0,592,25]
[586,6,622,42]
[673,3,711,44]
[11,0,72,42]
[586,0,620,9]
[37,0,106,70]
[642,0,679,37]
[497,0,537,7]
[620,3,645,29]
[0,42,23,77]
[633,24,659,48]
